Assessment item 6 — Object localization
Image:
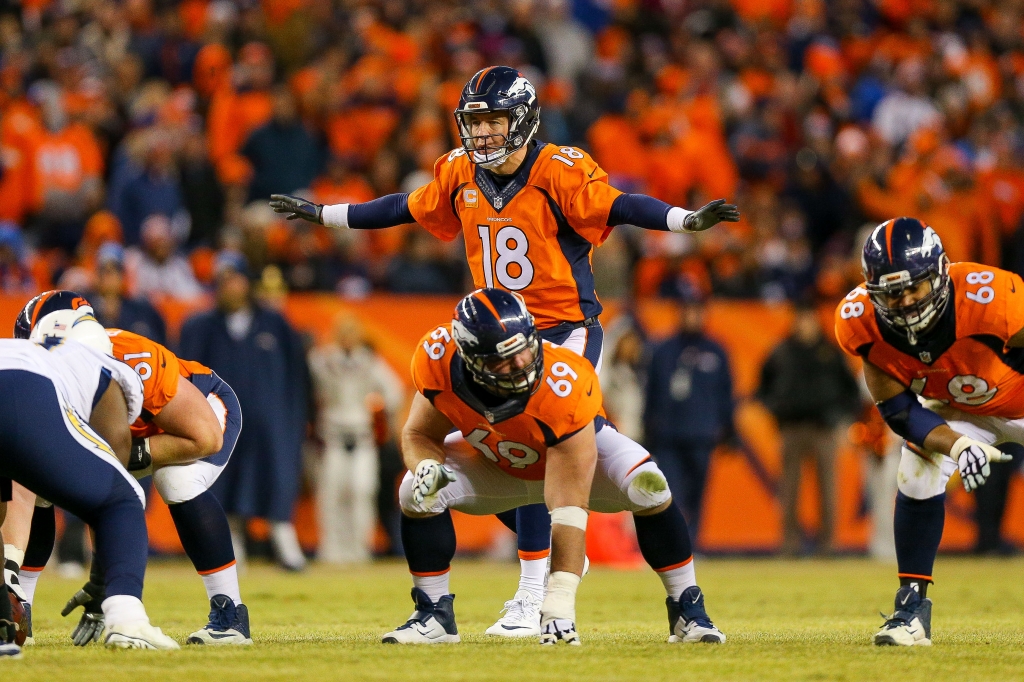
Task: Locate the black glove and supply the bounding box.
[269,194,323,223]
[61,578,106,646]
[683,199,741,232]
[0,583,17,645]
[127,437,152,476]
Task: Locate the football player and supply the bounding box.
[4,291,250,646]
[271,65,740,635]
[0,308,178,652]
[381,289,724,646]
[835,217,1020,646]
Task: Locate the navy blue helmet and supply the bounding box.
[452,288,543,396]
[862,217,950,344]
[455,66,540,169]
[14,290,94,339]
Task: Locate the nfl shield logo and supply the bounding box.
[485,410,494,423]
[919,351,931,363]
[494,197,503,209]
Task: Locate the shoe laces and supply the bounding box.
[498,598,528,622]
[207,596,236,631]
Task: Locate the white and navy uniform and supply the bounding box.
[0,339,149,599]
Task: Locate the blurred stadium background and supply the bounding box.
[1,0,1024,563]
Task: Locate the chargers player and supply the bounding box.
[836,217,1022,646]
[381,289,724,646]
[0,309,178,653]
[271,65,740,635]
[5,291,250,646]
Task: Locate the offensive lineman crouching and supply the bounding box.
[382,289,724,645]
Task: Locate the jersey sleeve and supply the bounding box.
[537,349,603,440]
[407,151,465,242]
[110,330,181,420]
[834,286,877,358]
[546,146,623,247]
[410,325,454,396]
[949,263,1024,345]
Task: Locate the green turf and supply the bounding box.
[11,557,1024,681]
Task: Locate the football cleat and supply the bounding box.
[485,590,542,637]
[103,622,181,650]
[186,595,252,646]
[20,603,32,646]
[667,585,726,643]
[874,585,932,646]
[0,642,21,659]
[539,618,580,646]
[381,588,460,644]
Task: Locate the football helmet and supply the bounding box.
[15,290,112,355]
[862,217,950,345]
[452,288,543,396]
[455,66,540,170]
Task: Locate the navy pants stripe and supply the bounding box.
[0,371,147,599]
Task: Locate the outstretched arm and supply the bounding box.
[607,194,740,233]
[270,193,414,230]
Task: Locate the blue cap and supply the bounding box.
[215,250,250,278]
[96,241,125,269]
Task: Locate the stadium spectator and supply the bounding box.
[179,252,310,571]
[125,214,202,301]
[599,317,646,442]
[757,301,861,555]
[643,288,735,544]
[89,241,168,344]
[110,131,186,246]
[308,313,403,564]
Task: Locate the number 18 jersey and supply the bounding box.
[835,262,1024,418]
[407,142,623,330]
[411,324,603,481]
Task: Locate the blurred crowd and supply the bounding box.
[0,0,1023,302]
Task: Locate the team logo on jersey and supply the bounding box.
[464,189,479,208]
[919,351,931,363]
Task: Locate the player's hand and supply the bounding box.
[269,194,323,223]
[61,579,106,646]
[411,459,457,505]
[950,436,1012,492]
[540,618,581,646]
[683,199,741,232]
[127,437,153,479]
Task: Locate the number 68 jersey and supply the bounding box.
[411,324,603,481]
[835,262,1024,418]
[407,142,622,330]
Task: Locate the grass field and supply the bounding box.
[10,556,1024,681]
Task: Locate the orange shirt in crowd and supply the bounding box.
[206,87,273,181]
[0,99,43,223]
[30,122,103,209]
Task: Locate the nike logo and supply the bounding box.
[586,386,593,396]
[588,168,597,178]
[501,625,529,630]
[900,594,911,605]
[691,590,702,604]
[1013,280,1017,293]
[207,632,239,639]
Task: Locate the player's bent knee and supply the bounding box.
[153,462,219,505]
[397,472,450,516]
[625,464,672,511]
[896,445,952,499]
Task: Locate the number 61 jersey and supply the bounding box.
[411,324,603,480]
[835,262,1024,418]
[407,143,622,330]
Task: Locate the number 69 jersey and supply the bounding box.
[411,324,603,481]
[835,262,1024,418]
[407,143,622,330]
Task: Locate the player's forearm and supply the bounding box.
[321,193,414,230]
[400,430,447,472]
[148,432,211,468]
[606,193,692,232]
[922,424,964,456]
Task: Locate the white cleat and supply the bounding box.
[103,622,181,650]
[540,618,580,646]
[485,590,542,637]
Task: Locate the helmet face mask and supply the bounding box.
[452,289,544,398]
[455,68,540,170]
[861,218,951,346]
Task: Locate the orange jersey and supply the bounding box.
[411,323,603,481]
[107,329,214,436]
[835,262,1024,418]
[407,143,623,329]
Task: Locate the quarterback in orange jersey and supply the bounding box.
[272,65,739,634]
[835,218,1019,647]
[380,289,725,646]
[4,291,251,647]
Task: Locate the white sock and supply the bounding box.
[517,557,547,601]
[412,570,450,603]
[201,563,242,606]
[18,568,41,606]
[102,594,149,627]
[657,557,697,600]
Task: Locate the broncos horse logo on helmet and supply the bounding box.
[452,288,543,397]
[454,66,541,170]
[862,217,951,345]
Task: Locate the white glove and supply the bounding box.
[950,436,1013,492]
[411,459,457,505]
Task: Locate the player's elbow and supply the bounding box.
[195,418,224,458]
